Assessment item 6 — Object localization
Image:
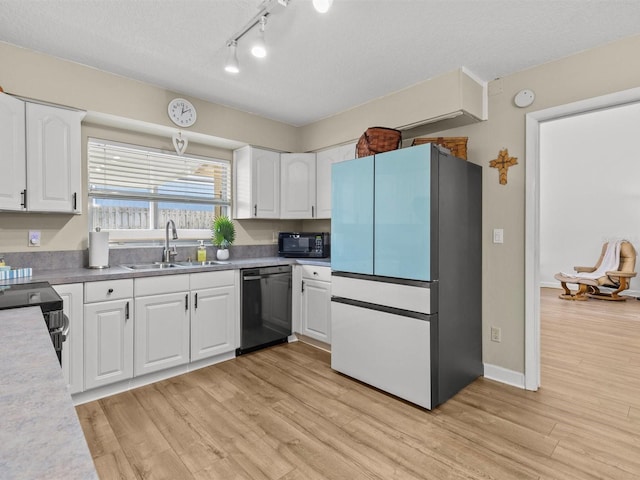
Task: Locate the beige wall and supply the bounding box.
[3,34,640,374]
[303,34,640,374]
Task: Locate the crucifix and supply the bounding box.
[489,148,518,185]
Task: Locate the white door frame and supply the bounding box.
[524,87,640,391]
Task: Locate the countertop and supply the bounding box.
[0,307,98,479]
[24,256,331,286]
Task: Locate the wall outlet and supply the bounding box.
[490,326,502,342]
[28,230,41,247]
[493,228,504,244]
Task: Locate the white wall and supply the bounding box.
[539,102,640,295]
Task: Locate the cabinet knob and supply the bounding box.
[107,288,114,294]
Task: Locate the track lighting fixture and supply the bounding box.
[224,40,239,73]
[251,16,267,58]
[223,0,332,74]
[313,0,333,13]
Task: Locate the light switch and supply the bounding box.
[493,228,504,244]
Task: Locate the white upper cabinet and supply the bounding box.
[26,102,84,213]
[315,143,356,219]
[280,153,316,219]
[233,146,280,219]
[0,93,84,214]
[0,93,26,211]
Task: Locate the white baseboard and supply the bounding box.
[483,363,525,389]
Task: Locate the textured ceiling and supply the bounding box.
[1,0,640,126]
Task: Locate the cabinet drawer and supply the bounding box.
[300,265,331,282]
[190,270,235,290]
[84,279,133,303]
[135,274,189,297]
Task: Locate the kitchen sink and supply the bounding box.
[120,262,183,270]
[174,260,231,267]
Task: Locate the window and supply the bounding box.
[88,139,231,240]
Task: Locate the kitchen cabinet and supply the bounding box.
[299,265,331,343]
[134,275,190,376]
[233,146,280,219]
[280,153,316,219]
[26,102,84,213]
[54,283,84,394]
[315,143,356,219]
[84,279,134,390]
[190,270,237,361]
[0,93,84,213]
[0,93,26,211]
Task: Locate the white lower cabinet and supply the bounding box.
[54,283,84,394]
[83,279,134,390]
[295,265,331,344]
[190,270,236,361]
[78,270,238,398]
[134,275,190,376]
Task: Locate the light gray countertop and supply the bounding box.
[0,307,98,479]
[25,256,331,286]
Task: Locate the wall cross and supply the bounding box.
[490,148,518,185]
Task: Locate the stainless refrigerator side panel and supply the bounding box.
[435,150,484,404]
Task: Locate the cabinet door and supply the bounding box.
[0,93,26,211]
[84,299,133,390]
[233,146,280,219]
[315,143,356,219]
[331,156,374,274]
[26,102,83,213]
[253,148,280,218]
[191,285,236,361]
[301,278,331,343]
[374,146,432,281]
[134,292,190,376]
[54,283,84,394]
[280,153,316,219]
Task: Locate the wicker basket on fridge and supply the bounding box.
[356,127,402,158]
[411,136,468,160]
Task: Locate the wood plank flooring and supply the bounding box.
[77,288,640,479]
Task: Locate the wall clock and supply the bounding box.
[167,98,197,127]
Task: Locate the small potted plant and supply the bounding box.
[212,215,236,261]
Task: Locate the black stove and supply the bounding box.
[0,282,67,364]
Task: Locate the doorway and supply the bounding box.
[524,86,640,390]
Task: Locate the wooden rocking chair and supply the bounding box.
[554,241,637,301]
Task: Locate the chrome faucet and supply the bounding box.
[163,220,178,263]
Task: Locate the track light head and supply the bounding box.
[224,41,239,73]
[313,0,333,13]
[251,16,267,58]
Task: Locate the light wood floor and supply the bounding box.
[77,288,640,479]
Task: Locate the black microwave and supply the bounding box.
[278,232,330,258]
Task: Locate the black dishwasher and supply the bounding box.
[237,265,292,355]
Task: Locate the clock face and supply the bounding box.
[168,98,197,127]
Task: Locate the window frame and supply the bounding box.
[87,138,231,243]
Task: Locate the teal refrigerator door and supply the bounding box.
[374,144,431,280]
[331,156,374,274]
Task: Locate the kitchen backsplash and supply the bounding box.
[2,244,278,272]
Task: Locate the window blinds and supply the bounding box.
[88,139,231,205]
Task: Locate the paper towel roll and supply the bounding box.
[89,231,110,268]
